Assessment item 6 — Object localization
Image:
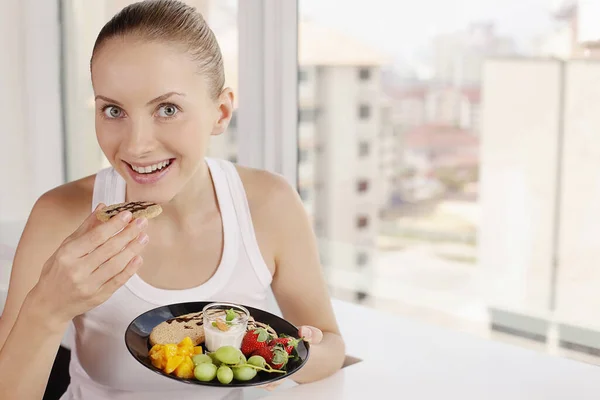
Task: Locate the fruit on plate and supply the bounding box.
[149,336,202,378]
[251,344,289,370]
[214,345,245,365]
[217,365,234,384]
[194,362,218,382]
[192,354,212,366]
[240,327,273,357]
[173,356,195,379]
[232,365,258,381]
[269,335,301,355]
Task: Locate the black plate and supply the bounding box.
[125,301,310,387]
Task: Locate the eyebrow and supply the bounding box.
[94,91,185,106]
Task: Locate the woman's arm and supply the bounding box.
[0,184,149,399]
[266,174,346,384]
[0,191,80,399]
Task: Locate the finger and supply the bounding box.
[84,217,148,268]
[96,255,143,299]
[69,209,134,256]
[299,326,323,344]
[91,231,149,287]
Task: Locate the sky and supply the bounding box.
[209,0,559,78]
[299,0,557,72]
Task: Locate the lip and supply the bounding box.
[123,158,175,185]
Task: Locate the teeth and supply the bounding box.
[131,160,171,174]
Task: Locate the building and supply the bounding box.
[295,21,391,298]
[398,125,478,202]
[538,1,600,59]
[432,22,516,87]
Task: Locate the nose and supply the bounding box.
[121,117,156,158]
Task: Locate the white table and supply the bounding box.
[253,299,600,400]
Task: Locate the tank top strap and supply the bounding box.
[92,167,126,210]
[209,159,273,288]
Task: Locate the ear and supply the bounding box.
[211,88,235,136]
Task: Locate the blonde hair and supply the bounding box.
[91,0,225,99]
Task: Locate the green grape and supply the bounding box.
[194,363,217,382]
[207,352,222,366]
[247,355,266,368]
[235,353,247,366]
[215,346,244,365]
[217,365,234,384]
[232,365,258,381]
[192,354,213,366]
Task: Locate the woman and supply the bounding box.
[0,0,346,398]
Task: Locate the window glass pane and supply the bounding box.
[61,0,238,182]
[299,0,600,362]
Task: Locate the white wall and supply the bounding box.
[479,59,562,318]
[555,60,600,330]
[0,0,64,310]
[0,0,64,236]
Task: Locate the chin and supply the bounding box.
[126,188,177,205]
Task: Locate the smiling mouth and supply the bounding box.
[125,158,175,175]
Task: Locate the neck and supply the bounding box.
[128,160,218,226]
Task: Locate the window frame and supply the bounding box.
[237,0,299,189]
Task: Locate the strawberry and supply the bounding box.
[269,336,300,355]
[252,344,289,370]
[240,327,272,357]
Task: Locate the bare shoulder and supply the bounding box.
[234,165,301,213]
[31,175,96,230]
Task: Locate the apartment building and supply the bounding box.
[294,21,391,297]
[538,0,600,59]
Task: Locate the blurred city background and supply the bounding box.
[3,0,600,366]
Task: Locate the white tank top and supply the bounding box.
[60,158,273,400]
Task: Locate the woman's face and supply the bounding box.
[91,37,232,204]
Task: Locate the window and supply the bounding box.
[229,112,237,129]
[357,180,369,193]
[358,104,371,120]
[298,68,308,83]
[299,188,310,201]
[356,216,369,229]
[358,141,370,157]
[358,67,371,81]
[298,149,310,163]
[297,0,599,362]
[298,108,318,123]
[356,252,368,266]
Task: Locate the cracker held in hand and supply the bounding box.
[96,201,162,222]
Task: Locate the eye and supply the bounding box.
[157,104,179,118]
[103,106,124,119]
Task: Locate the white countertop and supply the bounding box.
[252,299,600,400]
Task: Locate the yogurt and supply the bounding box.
[202,303,250,352]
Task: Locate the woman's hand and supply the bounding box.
[26,203,149,329]
[298,325,323,345]
[259,325,324,391]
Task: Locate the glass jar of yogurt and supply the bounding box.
[202,302,250,352]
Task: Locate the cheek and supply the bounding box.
[95,123,121,155]
[169,118,212,153]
